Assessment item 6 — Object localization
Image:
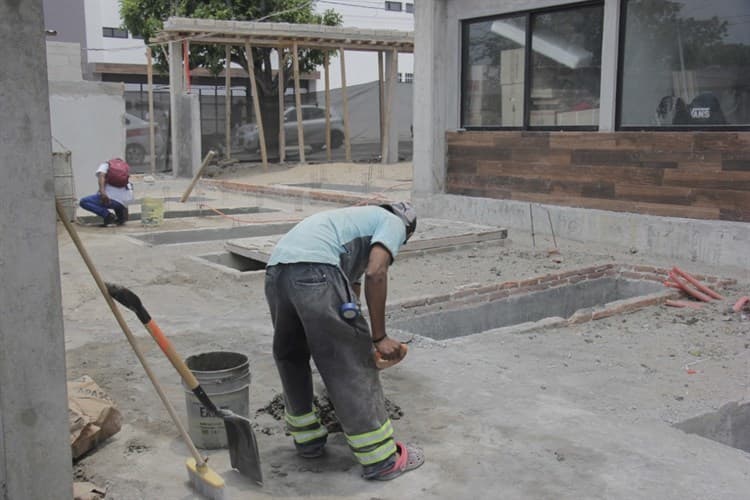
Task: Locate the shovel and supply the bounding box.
[106,283,263,485]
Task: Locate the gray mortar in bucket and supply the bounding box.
[183,351,251,449]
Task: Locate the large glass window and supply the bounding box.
[619,0,750,128]
[529,6,603,126]
[462,15,526,127]
[461,3,603,129]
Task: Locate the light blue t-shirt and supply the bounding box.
[267,206,406,279]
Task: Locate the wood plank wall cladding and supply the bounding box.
[446,131,750,222]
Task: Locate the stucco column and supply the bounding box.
[413,0,449,197]
[599,0,621,131]
[383,49,400,164]
[0,1,73,497]
[168,40,198,177]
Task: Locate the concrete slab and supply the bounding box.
[57,165,750,499]
[224,217,508,263]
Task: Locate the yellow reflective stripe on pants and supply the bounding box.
[291,425,328,444]
[285,410,319,428]
[345,420,394,449]
[353,439,397,465]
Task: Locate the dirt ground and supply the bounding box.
[61,161,750,499]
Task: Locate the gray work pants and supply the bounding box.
[264,263,390,451]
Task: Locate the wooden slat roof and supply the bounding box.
[153,17,414,53]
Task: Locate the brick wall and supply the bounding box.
[446,131,750,222]
[388,264,734,327]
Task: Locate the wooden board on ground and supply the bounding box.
[224,218,508,263]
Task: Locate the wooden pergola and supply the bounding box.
[153,17,414,168]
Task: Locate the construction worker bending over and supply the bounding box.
[264,202,424,480]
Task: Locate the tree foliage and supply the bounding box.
[120,0,342,94]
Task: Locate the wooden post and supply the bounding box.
[291,42,305,163]
[324,51,332,162]
[339,47,351,162]
[183,40,191,92]
[382,48,398,164]
[245,43,268,170]
[146,46,156,176]
[378,51,385,148]
[225,45,232,159]
[277,47,286,164]
[180,150,216,203]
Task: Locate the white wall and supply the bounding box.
[46,41,83,82]
[84,0,149,65]
[80,0,414,89]
[47,41,126,200]
[315,0,415,89]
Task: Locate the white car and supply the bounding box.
[125,113,166,165]
[235,106,345,153]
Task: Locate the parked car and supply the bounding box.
[234,105,345,153]
[125,113,166,165]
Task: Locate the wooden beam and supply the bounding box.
[291,41,305,163]
[378,51,385,155]
[183,40,191,92]
[180,150,217,203]
[382,47,398,164]
[340,47,351,162]
[324,51,332,162]
[146,47,156,176]
[277,47,286,164]
[225,45,232,159]
[245,43,268,170]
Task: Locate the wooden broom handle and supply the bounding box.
[55,200,206,466]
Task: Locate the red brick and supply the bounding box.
[426,294,452,305]
[592,309,617,320]
[396,298,427,309]
[488,290,511,301]
[586,271,607,280]
[568,311,593,324]
[519,277,541,287]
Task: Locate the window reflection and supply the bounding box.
[462,15,526,127]
[529,5,603,126]
[461,5,603,129]
[620,0,750,127]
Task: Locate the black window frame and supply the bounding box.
[615,0,750,132]
[385,1,403,12]
[102,26,129,39]
[460,1,604,132]
[405,3,414,13]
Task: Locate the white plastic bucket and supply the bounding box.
[183,351,250,449]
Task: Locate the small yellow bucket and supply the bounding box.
[140,197,164,226]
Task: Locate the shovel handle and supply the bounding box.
[144,320,221,415]
[144,320,200,389]
[55,200,207,467]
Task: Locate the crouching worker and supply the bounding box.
[79,158,133,226]
[264,201,424,480]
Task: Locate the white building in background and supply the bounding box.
[44,0,414,88]
[314,0,415,88]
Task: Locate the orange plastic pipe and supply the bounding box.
[672,267,724,300]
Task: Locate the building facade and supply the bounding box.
[43,0,415,88]
[413,0,750,267]
[314,0,415,88]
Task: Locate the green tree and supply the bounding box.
[120,0,342,157]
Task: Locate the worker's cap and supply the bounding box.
[380,201,417,243]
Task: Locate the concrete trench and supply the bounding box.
[675,401,750,454]
[128,221,296,245]
[391,276,665,340]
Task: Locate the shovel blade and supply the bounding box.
[223,411,263,485]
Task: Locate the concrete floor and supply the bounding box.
[62,163,750,499]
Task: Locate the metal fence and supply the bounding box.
[124,79,413,171]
